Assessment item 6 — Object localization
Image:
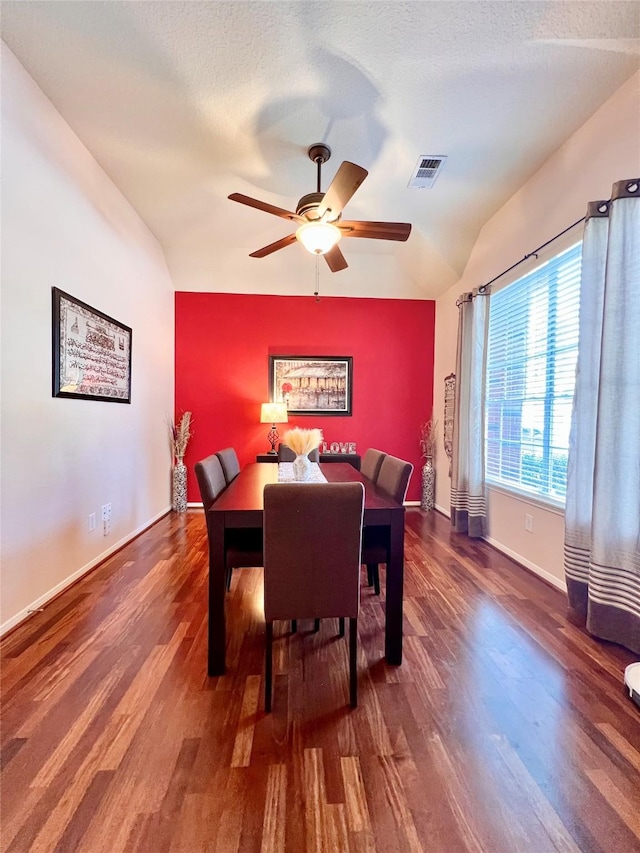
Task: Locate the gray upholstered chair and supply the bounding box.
[263,482,365,712]
[194,453,227,505]
[377,455,414,504]
[362,454,413,595]
[195,454,263,590]
[361,448,386,483]
[277,444,320,462]
[216,447,241,485]
[361,449,387,589]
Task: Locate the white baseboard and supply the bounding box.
[0,506,172,638]
[483,535,567,592]
[2,502,566,639]
[429,503,565,592]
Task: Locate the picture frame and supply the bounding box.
[52,287,132,403]
[269,355,353,416]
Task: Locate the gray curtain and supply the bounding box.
[451,287,490,537]
[564,179,640,654]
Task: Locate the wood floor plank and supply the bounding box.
[260,762,287,853]
[1,508,638,852]
[490,734,582,853]
[596,721,640,773]
[231,674,262,768]
[341,755,372,834]
[585,768,640,837]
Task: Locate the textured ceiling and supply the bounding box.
[2,1,639,299]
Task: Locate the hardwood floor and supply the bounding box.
[1,509,639,852]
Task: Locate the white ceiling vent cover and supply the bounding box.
[408,155,447,189]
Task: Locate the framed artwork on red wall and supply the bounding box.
[269,355,353,416]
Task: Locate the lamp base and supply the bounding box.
[267,424,279,454]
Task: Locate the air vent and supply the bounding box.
[408,155,447,189]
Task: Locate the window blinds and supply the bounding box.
[485,241,582,503]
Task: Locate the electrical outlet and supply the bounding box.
[524,513,534,533]
[88,512,96,532]
[102,503,112,536]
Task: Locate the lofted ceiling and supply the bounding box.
[1,1,638,299]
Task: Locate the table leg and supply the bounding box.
[208,513,227,675]
[385,508,405,665]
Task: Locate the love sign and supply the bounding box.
[321,441,357,454]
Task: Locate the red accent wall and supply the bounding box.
[175,292,435,502]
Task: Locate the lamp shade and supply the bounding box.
[261,402,288,424]
[295,221,342,255]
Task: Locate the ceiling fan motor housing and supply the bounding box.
[297,192,329,221]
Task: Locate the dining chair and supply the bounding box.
[263,482,365,712]
[361,448,386,483]
[216,447,241,484]
[195,454,263,590]
[362,454,413,595]
[195,453,227,505]
[277,444,320,462]
[361,449,387,589]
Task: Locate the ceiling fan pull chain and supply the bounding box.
[314,256,321,302]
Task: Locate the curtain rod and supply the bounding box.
[477,213,586,294]
[474,179,638,295]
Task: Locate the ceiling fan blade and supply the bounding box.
[229,193,300,222]
[323,245,348,273]
[339,220,412,241]
[317,162,368,220]
[249,234,297,258]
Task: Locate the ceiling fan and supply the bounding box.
[229,143,412,273]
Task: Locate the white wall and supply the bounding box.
[0,47,175,633]
[433,71,640,589]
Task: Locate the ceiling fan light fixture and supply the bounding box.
[296,221,342,255]
[229,146,410,271]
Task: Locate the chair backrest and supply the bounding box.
[361,448,386,483]
[376,455,413,504]
[277,444,320,463]
[263,482,364,622]
[216,447,241,484]
[194,454,227,509]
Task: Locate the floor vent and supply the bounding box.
[408,155,447,189]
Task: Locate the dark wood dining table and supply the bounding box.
[206,462,406,675]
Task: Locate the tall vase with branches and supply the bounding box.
[170,412,193,512]
[420,419,438,511]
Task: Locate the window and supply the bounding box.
[485,242,582,505]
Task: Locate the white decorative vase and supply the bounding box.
[172,460,187,512]
[292,454,312,482]
[421,457,435,511]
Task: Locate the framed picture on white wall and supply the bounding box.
[52,287,132,403]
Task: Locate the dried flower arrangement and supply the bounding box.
[282,427,324,456]
[419,419,438,459]
[170,411,193,464]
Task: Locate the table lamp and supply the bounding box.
[260,402,288,454]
